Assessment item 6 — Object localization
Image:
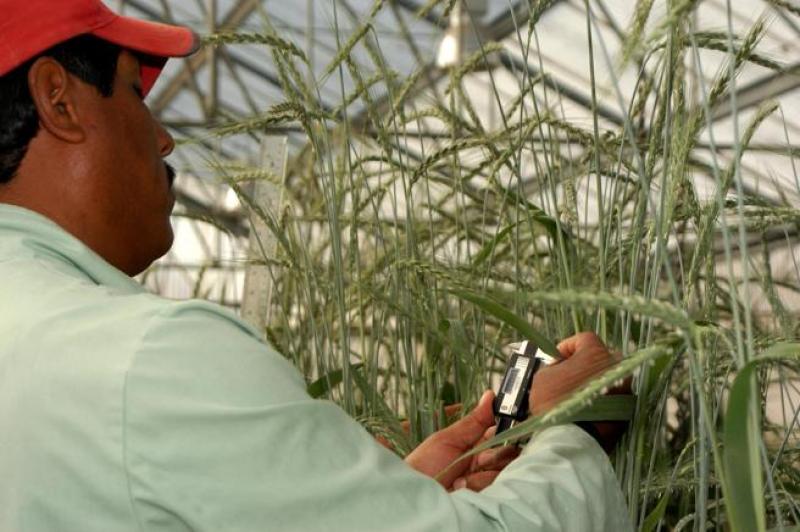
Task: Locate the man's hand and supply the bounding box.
[405,391,519,492]
[531,332,630,451]
[404,332,628,492]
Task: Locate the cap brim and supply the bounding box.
[92,15,200,96]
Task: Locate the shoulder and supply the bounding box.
[2,253,306,402]
[146,297,263,340]
[127,297,309,407]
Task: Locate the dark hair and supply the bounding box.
[0,35,122,183]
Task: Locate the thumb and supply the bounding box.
[440,390,496,449]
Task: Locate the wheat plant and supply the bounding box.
[192,1,800,529]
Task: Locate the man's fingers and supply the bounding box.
[473,445,519,471]
[473,424,496,446]
[444,403,462,420]
[556,331,599,358]
[437,390,496,449]
[452,471,500,492]
[471,390,496,427]
[556,331,610,359]
[531,333,620,416]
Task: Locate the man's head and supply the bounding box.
[0,0,198,275]
[0,35,123,185]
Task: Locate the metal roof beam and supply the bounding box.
[393,0,538,35]
[711,63,800,122]
[147,0,261,115]
[485,0,539,40]
[392,0,446,28]
[123,0,211,116]
[497,52,627,127]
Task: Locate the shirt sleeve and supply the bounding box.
[122,302,632,532]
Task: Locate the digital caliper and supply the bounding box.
[493,340,558,435]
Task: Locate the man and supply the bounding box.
[0,1,632,530]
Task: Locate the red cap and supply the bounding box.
[0,0,200,96]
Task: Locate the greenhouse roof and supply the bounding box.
[107,0,800,301]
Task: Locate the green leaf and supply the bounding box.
[472,224,517,267]
[349,365,414,456]
[722,342,800,532]
[641,492,670,532]
[723,362,765,532]
[307,363,364,399]
[449,289,561,360]
[471,211,567,268]
[447,319,476,405]
[565,394,636,421]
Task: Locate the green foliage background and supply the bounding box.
[201,1,800,529]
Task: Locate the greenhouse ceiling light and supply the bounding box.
[436,0,490,69]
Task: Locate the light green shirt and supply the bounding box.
[0,204,632,531]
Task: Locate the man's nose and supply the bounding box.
[156,119,175,157]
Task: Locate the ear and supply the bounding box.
[27,57,86,144]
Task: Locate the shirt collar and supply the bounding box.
[0,203,145,294]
